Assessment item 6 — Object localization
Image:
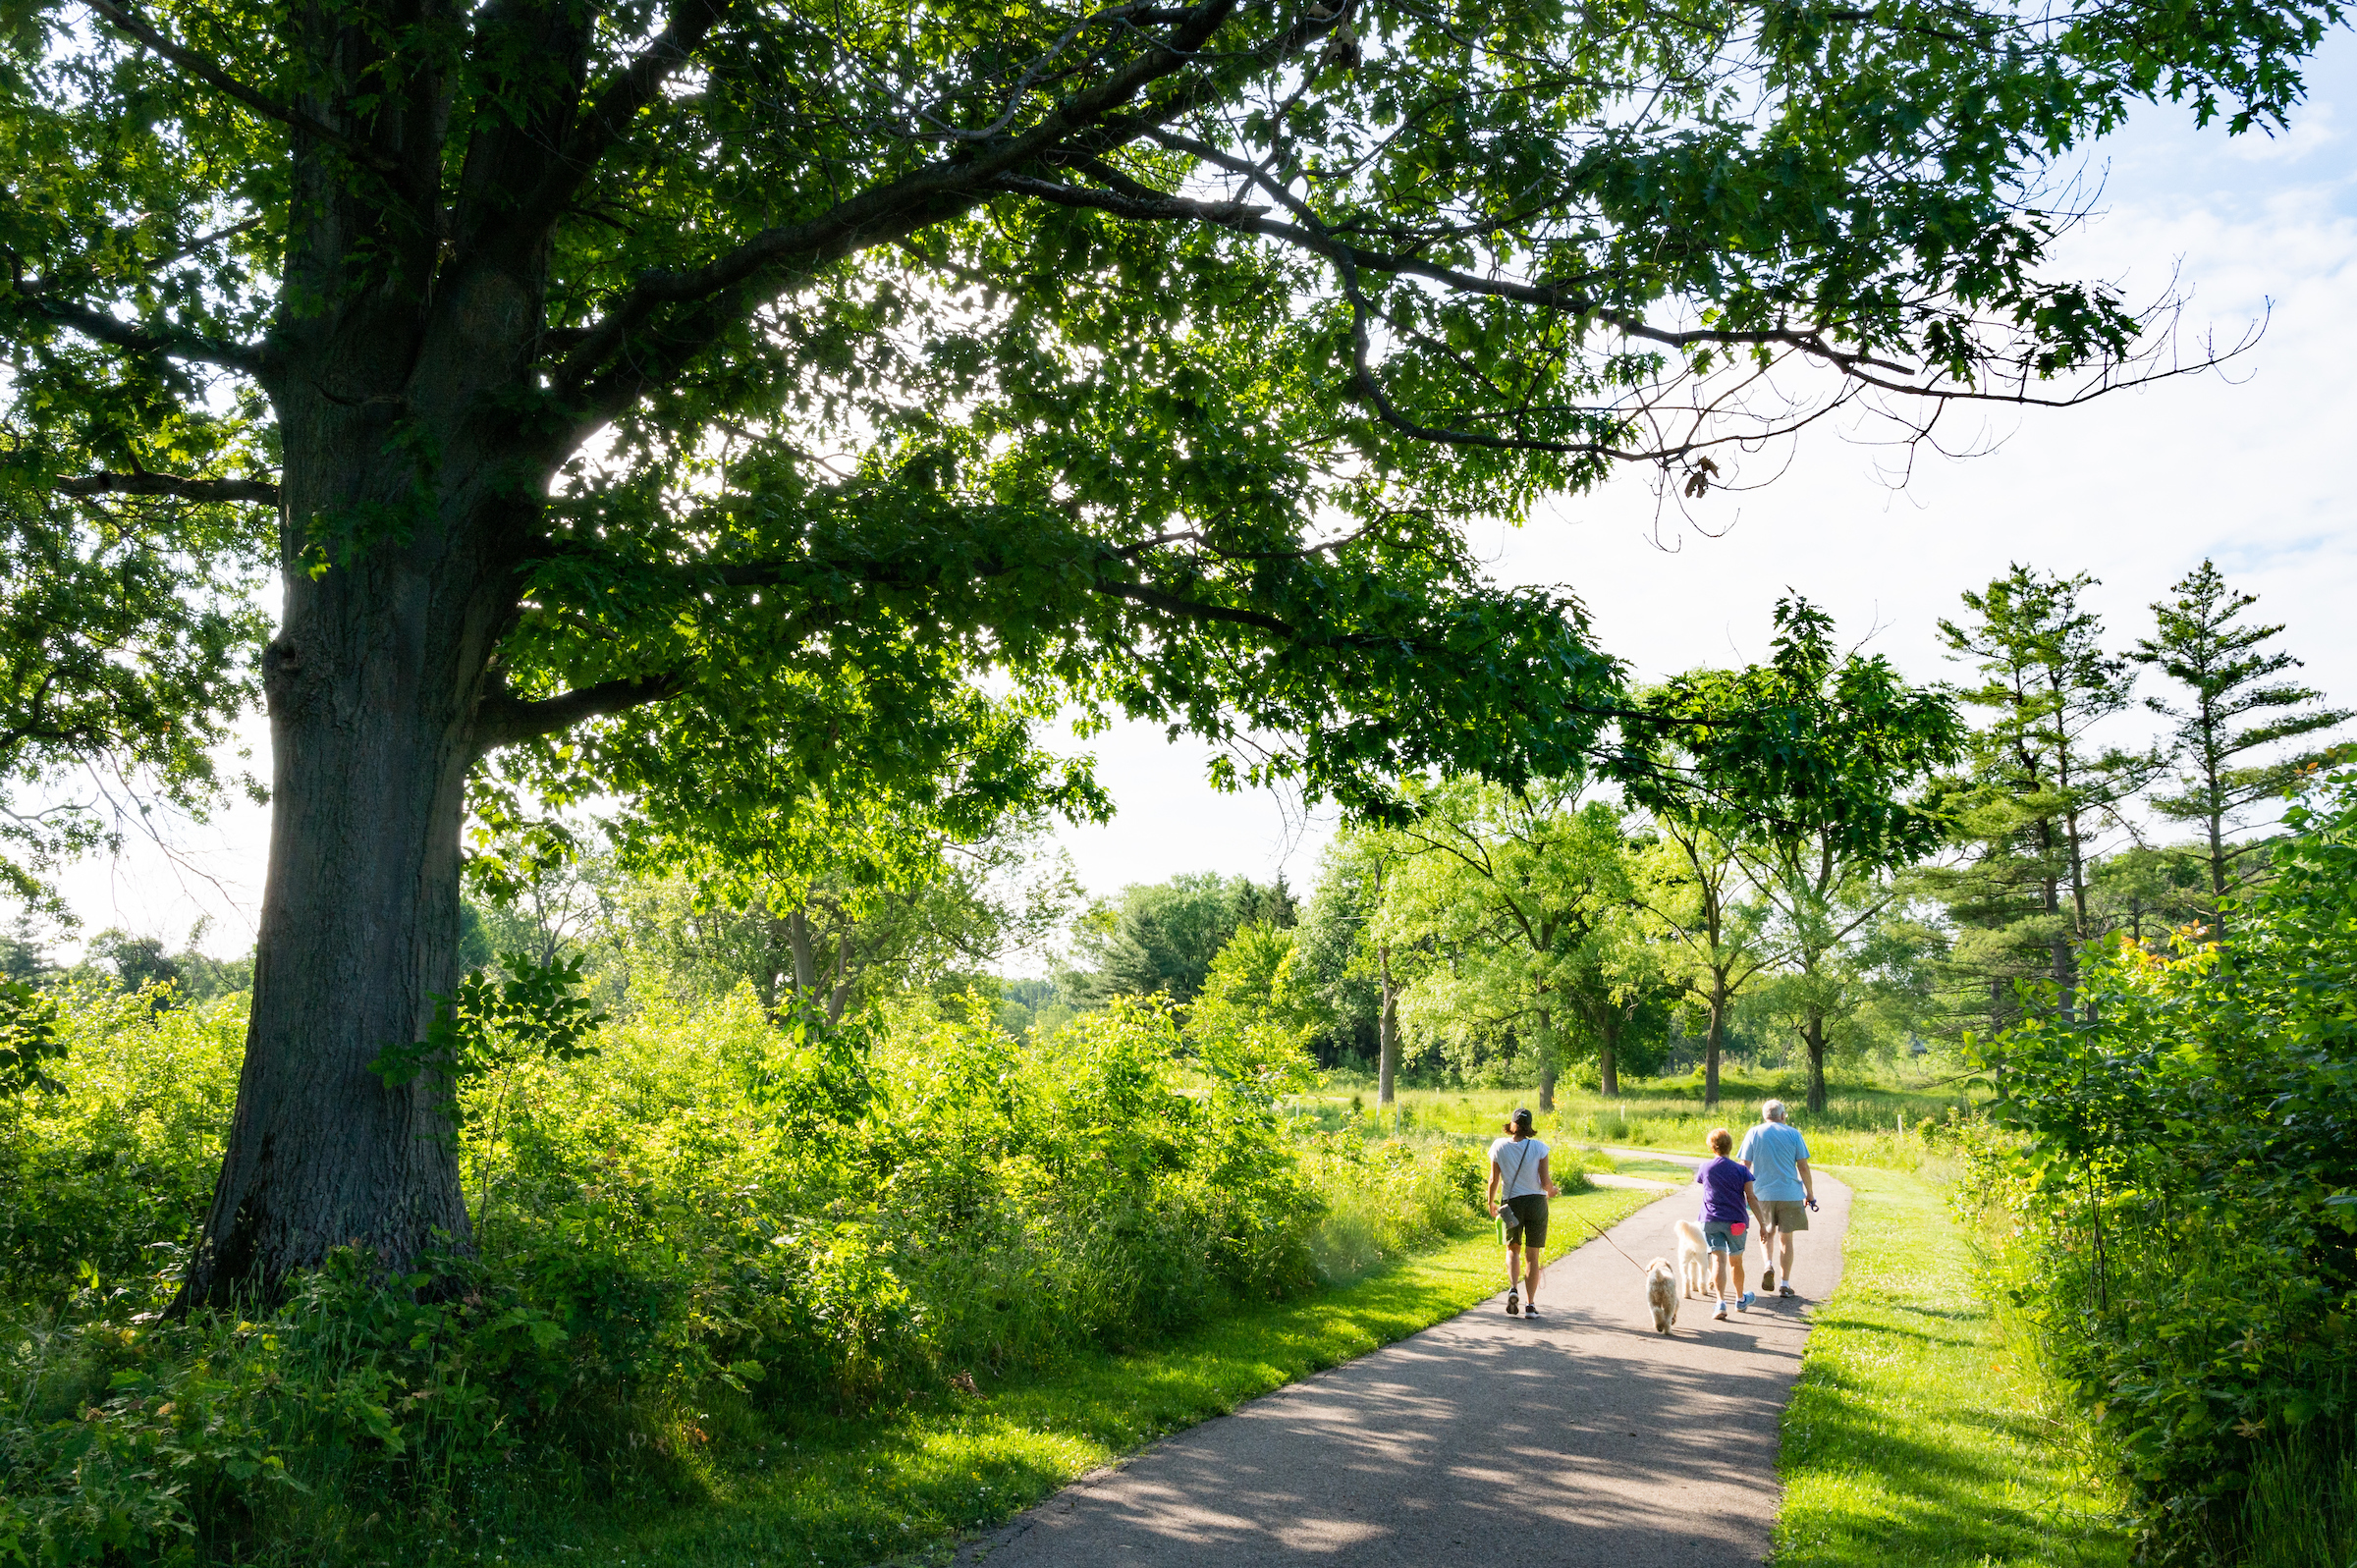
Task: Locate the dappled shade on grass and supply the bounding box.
[1774,1167,2124,1567]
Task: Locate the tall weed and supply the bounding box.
[0,988,1441,1566]
[1966,776,2357,1561]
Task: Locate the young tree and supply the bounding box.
[608,822,1077,1017]
[2132,560,2351,923]
[5,0,2324,1297]
[1935,567,2156,1019]
[1558,905,1660,1099]
[1636,599,1961,1106]
[1186,920,1319,1051]
[1746,870,1899,1112]
[1300,826,1423,1100]
[1377,777,1634,1110]
[1637,823,1775,1109]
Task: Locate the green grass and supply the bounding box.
[1601,1155,1693,1182]
[1771,1165,2126,1567]
[1292,1071,1977,1172]
[511,1186,1662,1568]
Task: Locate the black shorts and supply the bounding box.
[1500,1194,1549,1249]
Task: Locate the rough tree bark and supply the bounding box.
[180,7,649,1302]
[1597,1008,1621,1099]
[186,354,540,1302]
[1375,941,1398,1108]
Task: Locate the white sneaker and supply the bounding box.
[1712,1303,1729,1321]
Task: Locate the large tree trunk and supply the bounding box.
[1375,942,1398,1108]
[183,423,518,1303]
[1598,1008,1620,1099]
[179,166,550,1298]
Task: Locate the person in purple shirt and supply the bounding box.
[1695,1127,1770,1321]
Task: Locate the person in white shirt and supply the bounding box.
[1736,1099,1817,1297]
[1486,1107,1558,1319]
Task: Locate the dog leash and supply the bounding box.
[1558,1207,1654,1275]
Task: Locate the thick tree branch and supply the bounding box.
[79,0,401,176]
[504,0,735,245]
[28,295,269,376]
[59,471,280,505]
[1085,577,1300,638]
[552,0,1240,415]
[472,673,685,752]
[1009,160,1921,376]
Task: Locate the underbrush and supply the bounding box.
[0,986,1487,1567]
[1955,777,2357,1563]
[1296,1133,1484,1282]
[1290,1079,1975,1174]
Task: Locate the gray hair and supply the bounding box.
[1762,1099,1788,1123]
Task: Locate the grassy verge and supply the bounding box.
[517,1185,1662,1568]
[1771,1165,2124,1567]
[1292,1075,1979,1171]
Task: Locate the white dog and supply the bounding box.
[1673,1219,1711,1299]
[1645,1258,1679,1334]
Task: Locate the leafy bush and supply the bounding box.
[0,983,243,1314]
[1,983,1443,1565]
[1297,1135,1483,1282]
[1970,775,2357,1560]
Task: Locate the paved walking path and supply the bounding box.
[961,1173,1852,1567]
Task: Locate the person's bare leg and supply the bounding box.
[1780,1228,1796,1285]
[1523,1246,1543,1307]
[1712,1253,1730,1304]
[1506,1242,1522,1302]
[1733,1252,1747,1300]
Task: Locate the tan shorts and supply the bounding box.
[1763,1200,1811,1232]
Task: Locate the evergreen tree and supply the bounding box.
[0,917,55,986]
[1933,567,2156,1022]
[1070,873,1290,1004]
[2132,560,2351,923]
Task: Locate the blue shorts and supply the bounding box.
[1703,1220,1748,1255]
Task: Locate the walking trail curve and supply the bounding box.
[959,1163,1853,1568]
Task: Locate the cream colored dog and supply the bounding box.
[1673,1218,1710,1298]
[1645,1258,1679,1334]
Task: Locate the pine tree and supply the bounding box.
[2132,560,2352,922]
[1933,567,2157,1022]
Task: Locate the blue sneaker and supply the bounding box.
[1738,1291,1756,1311]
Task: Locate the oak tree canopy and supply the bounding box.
[0,0,2330,1296]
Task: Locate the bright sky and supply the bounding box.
[44,33,2357,958]
[1055,33,2357,902]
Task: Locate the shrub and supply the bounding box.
[1973,774,2357,1560]
[0,985,1390,1564]
[1297,1135,1483,1282]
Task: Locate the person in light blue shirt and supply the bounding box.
[1736,1100,1816,1298]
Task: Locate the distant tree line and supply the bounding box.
[1042,562,2346,1113]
